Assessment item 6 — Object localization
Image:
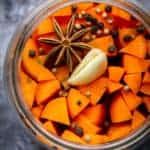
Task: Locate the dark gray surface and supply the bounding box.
[0,0,149,150]
[0,1,47,149]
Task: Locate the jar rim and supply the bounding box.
[3,0,150,149]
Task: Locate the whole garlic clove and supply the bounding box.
[68,48,107,85]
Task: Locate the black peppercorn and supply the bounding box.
[91,26,99,34]
[103,120,110,128]
[29,50,36,57]
[123,35,133,42]
[105,5,112,13]
[71,5,77,13]
[74,126,84,137]
[83,14,98,24]
[91,18,98,24]
[108,45,117,53]
[83,14,93,22]
[77,100,82,106]
[145,33,150,40]
[136,25,145,34]
[96,22,104,29]
[111,30,119,39]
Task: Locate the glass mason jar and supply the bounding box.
[3,0,150,149]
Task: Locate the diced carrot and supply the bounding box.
[121,90,142,111]
[77,2,93,11]
[83,134,109,144]
[36,80,60,104]
[108,66,125,82]
[123,55,149,74]
[120,35,147,59]
[83,104,106,125]
[142,59,150,71]
[131,110,146,130]
[23,58,56,82]
[36,18,53,35]
[140,83,150,96]
[67,88,90,119]
[61,130,85,144]
[119,28,136,47]
[107,123,131,141]
[22,56,55,82]
[53,6,72,16]
[78,77,108,105]
[110,94,132,123]
[41,97,70,126]
[112,7,131,21]
[88,36,115,56]
[75,115,101,134]
[31,105,44,119]
[43,121,57,135]
[107,80,123,93]
[143,96,150,112]
[124,73,141,94]
[54,66,69,82]
[143,72,150,83]
[19,69,37,108]
[94,3,106,11]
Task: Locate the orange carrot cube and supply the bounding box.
[131,110,146,130]
[79,77,108,105]
[36,80,60,104]
[61,130,85,144]
[107,80,123,93]
[124,73,141,94]
[120,35,147,59]
[41,97,70,126]
[43,121,57,135]
[83,104,106,125]
[75,115,101,134]
[121,90,142,111]
[108,66,125,82]
[110,94,132,123]
[140,83,150,96]
[107,123,131,141]
[67,89,90,118]
[19,70,37,108]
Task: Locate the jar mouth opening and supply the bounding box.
[3,0,150,149]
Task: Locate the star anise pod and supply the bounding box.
[38,15,91,72]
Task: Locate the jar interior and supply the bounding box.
[4,0,150,150]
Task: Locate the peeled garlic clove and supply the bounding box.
[68,48,107,85]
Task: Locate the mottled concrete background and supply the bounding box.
[0,0,149,150]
